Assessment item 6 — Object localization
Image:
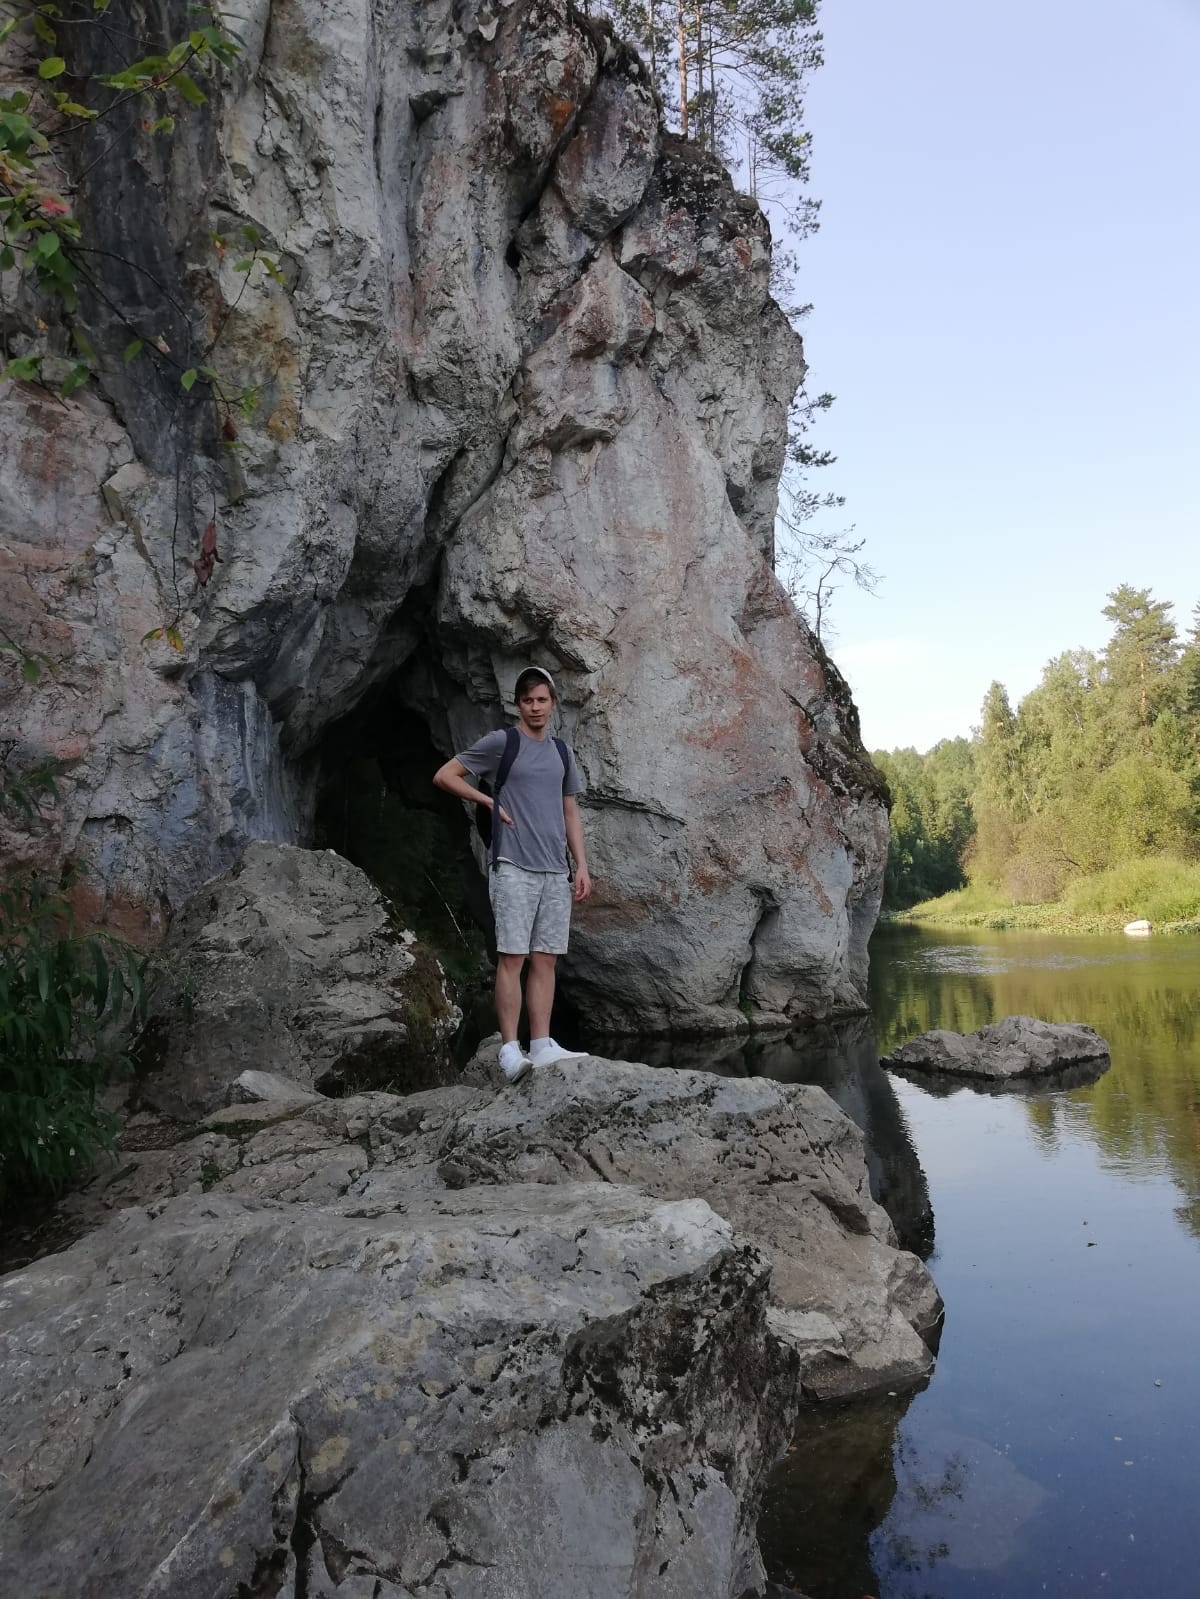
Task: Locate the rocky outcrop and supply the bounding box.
[2,1048,939,1596]
[394,1048,942,1398]
[135,843,460,1118]
[1,0,887,1031]
[882,1016,1111,1088]
[1,1185,791,1599]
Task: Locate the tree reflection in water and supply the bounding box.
[757,1389,922,1599]
[869,925,1200,1241]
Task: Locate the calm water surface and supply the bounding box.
[750,927,1200,1599]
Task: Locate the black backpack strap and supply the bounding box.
[491,725,521,867]
[553,737,574,873]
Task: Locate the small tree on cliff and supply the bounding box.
[593,1,870,636]
[594,0,823,244]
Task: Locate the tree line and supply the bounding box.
[875,587,1200,910]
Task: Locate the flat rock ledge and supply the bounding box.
[1,1056,940,1599]
[883,1015,1111,1087]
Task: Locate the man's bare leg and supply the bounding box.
[525,952,557,1042]
[495,953,526,1045]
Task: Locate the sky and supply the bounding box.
[788,0,1200,753]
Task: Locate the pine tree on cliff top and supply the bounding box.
[594,0,823,245]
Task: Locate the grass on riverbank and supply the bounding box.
[895,857,1200,935]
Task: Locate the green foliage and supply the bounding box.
[1,4,288,658]
[1061,858,1200,925]
[897,864,1200,935]
[965,587,1200,904]
[0,3,243,396]
[0,763,149,1204]
[595,1,823,244]
[882,585,1200,921]
[873,739,975,910]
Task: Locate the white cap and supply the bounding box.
[518,665,556,691]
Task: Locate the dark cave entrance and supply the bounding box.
[312,688,493,999]
[309,663,589,1055]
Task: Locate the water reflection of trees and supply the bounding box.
[871,928,1200,1240]
[760,1388,993,1599]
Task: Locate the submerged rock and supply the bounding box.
[882,1015,1111,1088]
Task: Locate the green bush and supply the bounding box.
[0,764,149,1205]
[1062,857,1200,924]
[897,857,1200,934]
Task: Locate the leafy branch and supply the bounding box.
[0,756,150,1203]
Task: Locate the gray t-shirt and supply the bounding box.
[457,728,584,874]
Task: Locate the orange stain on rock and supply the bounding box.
[546,94,577,139]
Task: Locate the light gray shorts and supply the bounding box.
[490,862,573,955]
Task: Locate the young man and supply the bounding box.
[433,667,593,1083]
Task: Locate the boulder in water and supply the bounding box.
[882,1015,1111,1089]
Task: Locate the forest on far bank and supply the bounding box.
[873,586,1200,923]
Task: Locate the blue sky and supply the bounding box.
[790,0,1200,753]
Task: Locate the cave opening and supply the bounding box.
[309,667,593,1059]
[312,685,494,1001]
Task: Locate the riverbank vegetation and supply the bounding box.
[0,764,148,1207]
[875,587,1200,930]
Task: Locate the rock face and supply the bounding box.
[136,842,461,1118]
[1,1186,790,1599]
[0,0,887,1031]
[882,1016,1111,1087]
[399,1049,942,1398]
[1,1052,940,1597]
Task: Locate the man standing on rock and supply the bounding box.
[434,667,592,1083]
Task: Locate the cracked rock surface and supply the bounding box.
[3,1046,940,1597]
[1,0,887,1031]
[1,1185,789,1599]
[135,843,461,1117]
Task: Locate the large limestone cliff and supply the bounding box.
[0,0,888,1031]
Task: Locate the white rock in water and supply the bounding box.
[1123,919,1153,936]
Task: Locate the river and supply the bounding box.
[753,925,1200,1599]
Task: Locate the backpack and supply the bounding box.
[474,727,571,861]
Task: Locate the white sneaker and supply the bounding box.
[530,1038,588,1068]
[498,1041,533,1084]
